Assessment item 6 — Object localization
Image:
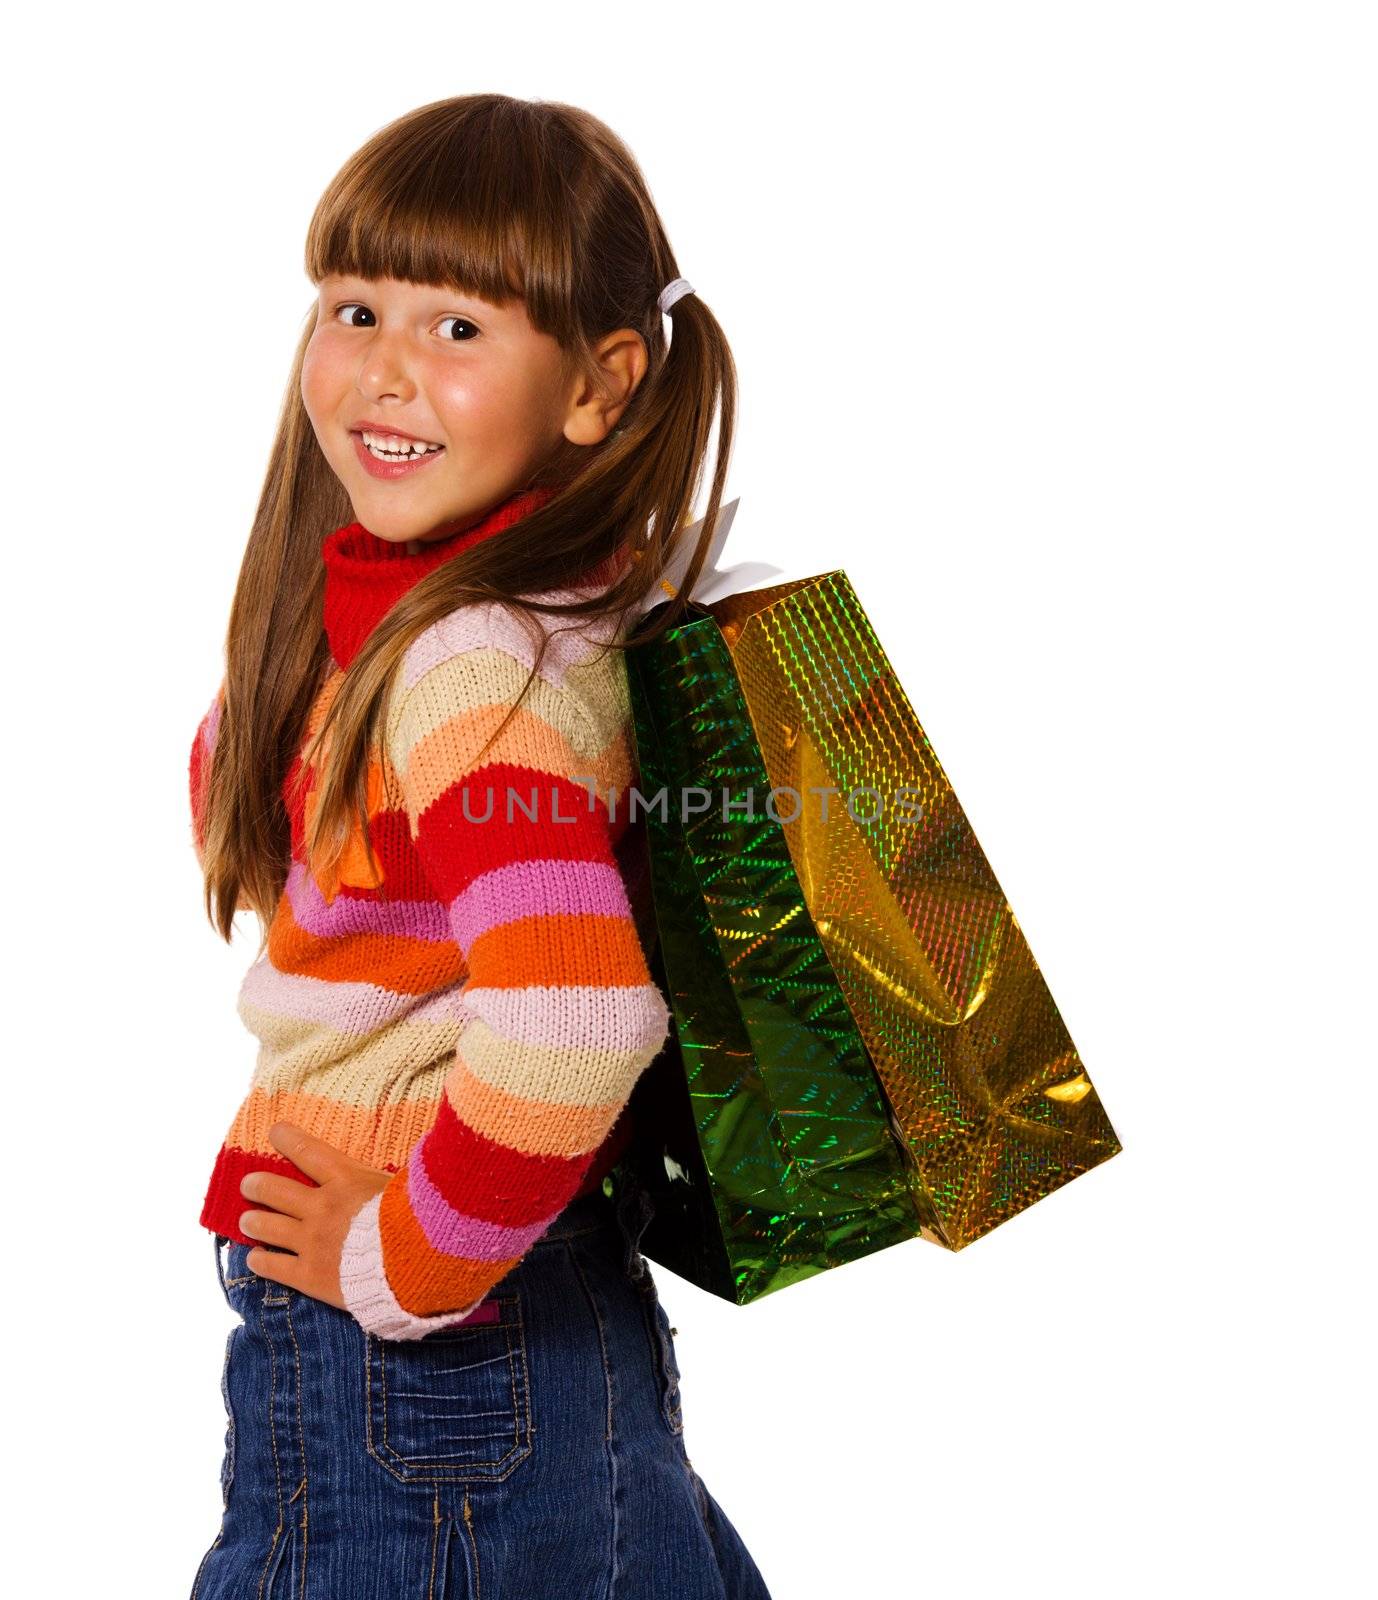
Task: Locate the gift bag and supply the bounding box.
[615,559,1121,1304]
[616,595,921,1305]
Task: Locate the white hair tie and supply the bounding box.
[658,277,695,314]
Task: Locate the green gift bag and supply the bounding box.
[614,594,919,1305]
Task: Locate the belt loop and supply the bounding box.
[214,1233,232,1301]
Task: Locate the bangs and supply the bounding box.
[303,98,578,328]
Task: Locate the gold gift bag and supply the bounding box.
[703,570,1122,1249]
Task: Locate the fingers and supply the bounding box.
[244,1229,344,1311]
[240,1209,299,1251]
[267,1121,348,1184]
[245,1244,307,1294]
[239,1170,315,1218]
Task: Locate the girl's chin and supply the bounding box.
[349,501,486,548]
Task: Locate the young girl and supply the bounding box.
[187,92,773,1599]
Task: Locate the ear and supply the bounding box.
[562,328,649,447]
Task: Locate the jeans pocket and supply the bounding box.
[363,1292,533,1483]
[215,1236,256,1310]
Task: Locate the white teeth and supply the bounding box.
[360,430,443,459]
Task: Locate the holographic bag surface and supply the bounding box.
[616,573,1121,1306]
[616,595,920,1306]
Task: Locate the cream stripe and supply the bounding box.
[561,653,633,747]
[232,1005,468,1099]
[388,648,597,769]
[455,1014,656,1111]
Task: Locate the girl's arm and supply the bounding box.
[337,627,672,1340]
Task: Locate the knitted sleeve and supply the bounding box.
[189,681,225,868]
[337,621,671,1340]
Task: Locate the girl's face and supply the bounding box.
[303,274,619,544]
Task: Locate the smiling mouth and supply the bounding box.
[353,428,445,461]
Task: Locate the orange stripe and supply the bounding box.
[380,1178,524,1316]
[439,1048,623,1155]
[405,703,582,818]
[467,913,654,988]
[266,894,465,991]
[225,1088,444,1168]
[580,733,634,799]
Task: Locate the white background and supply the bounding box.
[5,3,1374,1595]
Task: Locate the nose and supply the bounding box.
[355,328,418,405]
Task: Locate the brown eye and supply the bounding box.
[335,303,375,328]
[437,316,480,342]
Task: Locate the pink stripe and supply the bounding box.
[401,609,498,689]
[462,983,671,1055]
[284,860,452,941]
[238,959,474,1031]
[449,859,630,950]
[406,1140,558,1261]
[400,589,618,692]
[204,692,222,754]
[479,598,618,682]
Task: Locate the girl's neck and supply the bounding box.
[321,486,557,669]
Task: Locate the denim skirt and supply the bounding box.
[189,1171,773,1600]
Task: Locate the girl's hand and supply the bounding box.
[238,1122,392,1311]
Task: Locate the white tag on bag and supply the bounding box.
[636,496,785,614]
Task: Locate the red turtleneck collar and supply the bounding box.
[321,487,557,670]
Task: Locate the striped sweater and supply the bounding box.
[191,489,672,1338]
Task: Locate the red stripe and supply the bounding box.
[199,1146,326,1246]
[198,1108,627,1247]
[280,761,433,899]
[418,1094,594,1228]
[415,762,619,900]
